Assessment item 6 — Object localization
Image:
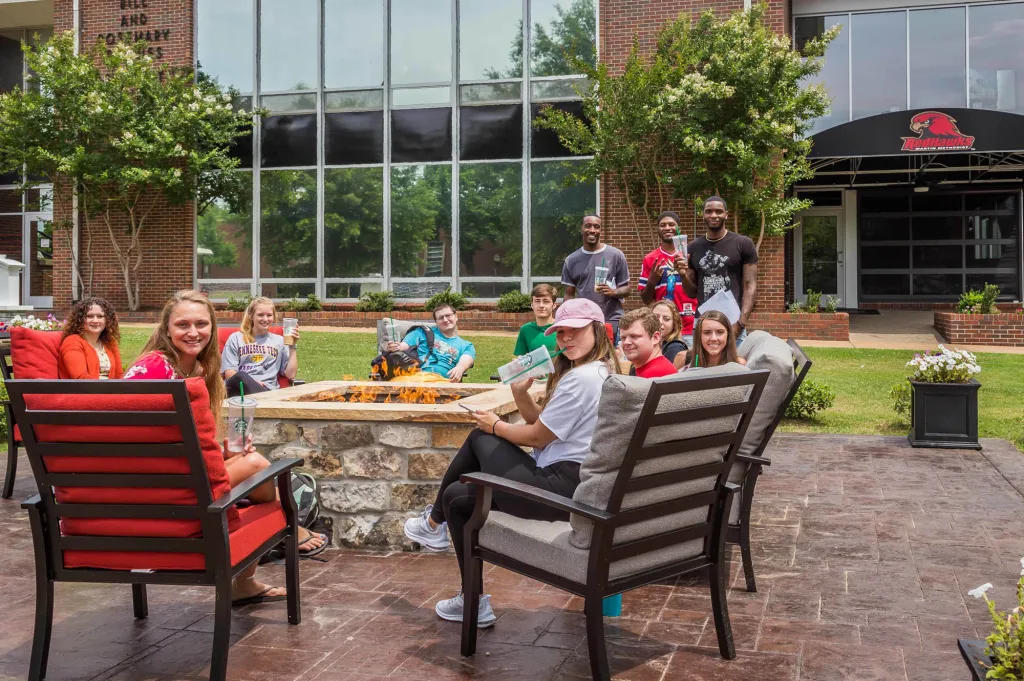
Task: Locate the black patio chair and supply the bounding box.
[727,338,812,592]
[458,369,769,681]
[1,333,19,499]
[6,379,303,681]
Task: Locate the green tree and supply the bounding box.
[534,3,838,251]
[483,0,595,80]
[197,199,243,269]
[0,33,259,309]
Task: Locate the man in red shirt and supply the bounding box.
[638,211,699,347]
[620,308,677,378]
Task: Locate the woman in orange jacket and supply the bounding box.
[58,297,124,379]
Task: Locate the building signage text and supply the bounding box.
[96,0,172,59]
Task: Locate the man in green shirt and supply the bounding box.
[512,284,559,357]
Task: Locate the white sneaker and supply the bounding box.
[435,592,497,628]
[403,505,450,552]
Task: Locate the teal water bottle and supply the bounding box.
[602,594,623,617]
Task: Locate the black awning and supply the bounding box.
[809,108,1024,159]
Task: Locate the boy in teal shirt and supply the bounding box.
[512,284,559,357]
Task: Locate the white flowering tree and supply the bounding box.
[535,3,839,250]
[0,32,258,310]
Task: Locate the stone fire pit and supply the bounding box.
[244,380,527,549]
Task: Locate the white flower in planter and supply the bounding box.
[969,583,993,599]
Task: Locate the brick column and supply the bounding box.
[52,0,195,313]
[599,0,789,312]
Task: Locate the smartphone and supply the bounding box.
[459,404,477,413]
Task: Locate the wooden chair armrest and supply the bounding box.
[459,472,613,523]
[724,482,740,495]
[21,494,42,510]
[207,458,303,513]
[736,454,770,467]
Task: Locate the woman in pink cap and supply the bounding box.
[404,298,622,627]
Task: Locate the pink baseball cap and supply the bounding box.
[544,298,605,335]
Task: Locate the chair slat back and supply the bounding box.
[591,370,768,582]
[5,380,220,572]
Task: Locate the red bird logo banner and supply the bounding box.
[901,111,975,152]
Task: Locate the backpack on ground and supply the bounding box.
[371,324,436,380]
[259,472,326,563]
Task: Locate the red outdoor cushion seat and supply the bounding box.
[22,378,254,570]
[63,501,286,571]
[217,326,293,388]
[9,327,61,379]
[12,425,20,443]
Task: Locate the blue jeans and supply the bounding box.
[736,327,747,347]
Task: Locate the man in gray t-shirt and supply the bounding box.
[221,331,291,390]
[561,214,630,334]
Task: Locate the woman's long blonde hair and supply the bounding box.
[240,296,276,344]
[650,299,682,344]
[138,290,226,423]
[690,310,740,368]
[543,321,622,405]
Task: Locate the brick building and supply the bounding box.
[1,0,1022,313]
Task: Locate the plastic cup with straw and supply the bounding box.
[227,384,258,454]
[594,255,610,293]
[498,347,565,384]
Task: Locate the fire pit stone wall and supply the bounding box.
[245,381,525,550]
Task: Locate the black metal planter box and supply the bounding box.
[959,639,992,681]
[909,379,981,449]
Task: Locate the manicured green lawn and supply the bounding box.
[118,328,516,384]
[116,330,1024,451]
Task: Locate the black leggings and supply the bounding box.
[225,371,271,398]
[431,428,581,579]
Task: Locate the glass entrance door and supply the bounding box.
[796,210,845,303]
[23,213,53,308]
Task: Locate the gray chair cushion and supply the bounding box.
[377,318,434,354]
[737,331,796,458]
[479,512,705,584]
[569,364,752,549]
[726,331,797,523]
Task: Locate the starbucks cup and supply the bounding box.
[593,266,610,292]
[226,396,258,454]
[671,234,688,260]
[497,346,555,384]
[282,317,298,346]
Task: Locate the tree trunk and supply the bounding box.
[755,210,766,254]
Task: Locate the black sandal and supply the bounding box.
[298,531,329,558]
[232,586,287,607]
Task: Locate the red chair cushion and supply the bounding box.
[12,425,19,443]
[62,502,286,570]
[9,327,61,379]
[26,378,238,536]
[217,326,291,388]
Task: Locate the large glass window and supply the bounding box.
[859,192,1020,300]
[459,163,522,277]
[324,0,384,89]
[969,2,1024,114]
[199,0,596,299]
[531,160,595,276]
[909,8,966,109]
[0,31,23,94]
[391,0,452,86]
[391,165,453,278]
[198,173,253,279]
[851,12,907,120]
[796,16,849,135]
[197,3,254,93]
[531,0,596,77]
[259,170,317,278]
[260,0,318,92]
[324,168,384,278]
[460,0,523,80]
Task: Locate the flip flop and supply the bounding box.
[232,586,287,607]
[298,531,329,558]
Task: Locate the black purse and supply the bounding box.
[371,325,436,380]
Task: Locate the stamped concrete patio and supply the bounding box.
[2,433,1024,681]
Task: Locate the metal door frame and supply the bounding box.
[794,207,846,303]
[23,211,53,309]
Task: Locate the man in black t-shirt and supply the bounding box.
[674,196,759,343]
